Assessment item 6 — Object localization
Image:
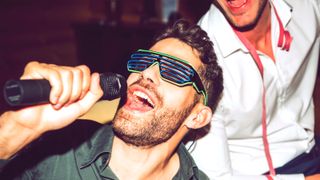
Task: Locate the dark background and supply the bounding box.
[0,0,319,134]
[0,0,211,111]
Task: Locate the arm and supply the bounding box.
[0,61,103,159]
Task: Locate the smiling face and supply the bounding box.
[214,0,268,30]
[112,38,203,147]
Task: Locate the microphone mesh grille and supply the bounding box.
[100,72,126,100]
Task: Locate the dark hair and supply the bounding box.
[154,19,223,110]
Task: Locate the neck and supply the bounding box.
[109,126,188,180]
[239,3,275,60]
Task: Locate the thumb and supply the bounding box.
[90,73,104,98]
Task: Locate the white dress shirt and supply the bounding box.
[188,0,320,179]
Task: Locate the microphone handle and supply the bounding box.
[4,79,50,106]
[3,73,126,107]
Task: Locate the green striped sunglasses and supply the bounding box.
[127,49,208,105]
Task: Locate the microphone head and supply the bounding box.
[99,72,127,100]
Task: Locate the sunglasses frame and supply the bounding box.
[127,49,208,105]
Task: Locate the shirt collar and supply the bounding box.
[174,143,203,179]
[78,124,114,168]
[270,0,292,28]
[75,124,203,179]
[204,1,292,58]
[206,4,243,58]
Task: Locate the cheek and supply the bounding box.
[162,84,195,107]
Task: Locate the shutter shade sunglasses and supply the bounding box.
[127,49,208,105]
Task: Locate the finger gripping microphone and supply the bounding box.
[3,72,127,107]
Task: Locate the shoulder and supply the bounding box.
[283,0,320,35]
[283,0,319,7]
[283,0,320,15]
[198,4,216,30]
[0,120,104,179]
[176,144,210,179]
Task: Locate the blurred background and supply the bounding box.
[0,0,319,134]
[0,0,211,111]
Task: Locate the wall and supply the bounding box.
[0,0,95,111]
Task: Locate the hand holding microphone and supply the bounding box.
[4,72,127,107]
[0,61,127,159]
[3,62,127,108]
[1,61,126,131]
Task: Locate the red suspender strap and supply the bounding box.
[229,2,292,178]
[233,30,276,178]
[270,1,293,51]
[266,175,274,180]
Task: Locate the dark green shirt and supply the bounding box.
[0,121,208,180]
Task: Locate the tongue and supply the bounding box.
[125,96,153,112]
[228,0,247,8]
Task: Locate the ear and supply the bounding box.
[185,103,212,129]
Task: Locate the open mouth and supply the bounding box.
[133,91,155,109]
[227,0,248,8]
[124,88,157,113]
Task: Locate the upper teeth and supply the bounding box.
[133,91,155,107]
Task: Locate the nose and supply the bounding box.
[141,63,161,85]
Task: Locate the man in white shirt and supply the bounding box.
[188,0,320,179]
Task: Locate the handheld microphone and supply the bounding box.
[3,72,127,107]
